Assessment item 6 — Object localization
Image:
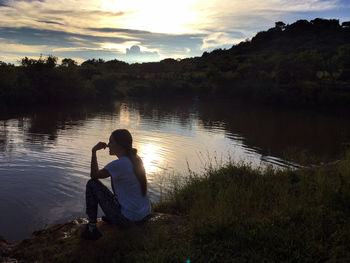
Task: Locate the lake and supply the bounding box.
[1,98,350,242]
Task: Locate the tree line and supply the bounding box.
[1,18,350,106]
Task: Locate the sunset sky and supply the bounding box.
[0,0,349,64]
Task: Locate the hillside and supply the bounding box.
[1,18,350,106]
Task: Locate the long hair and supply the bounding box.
[111,129,147,196]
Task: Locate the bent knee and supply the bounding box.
[86,178,100,188]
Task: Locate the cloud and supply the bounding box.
[87,27,151,35]
[0,0,8,7]
[37,20,64,26]
[126,45,141,55]
[0,38,50,53]
[200,31,246,50]
[0,0,130,35]
[0,25,205,63]
[0,53,25,63]
[125,45,159,63]
[0,26,130,47]
[0,0,348,63]
[190,1,341,32]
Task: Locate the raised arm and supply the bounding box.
[91,142,111,179]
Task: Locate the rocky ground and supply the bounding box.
[0,213,187,262]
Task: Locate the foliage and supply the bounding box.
[153,159,350,262]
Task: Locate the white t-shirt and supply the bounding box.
[104,156,151,221]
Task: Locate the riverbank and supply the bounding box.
[1,159,349,262]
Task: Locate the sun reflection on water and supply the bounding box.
[138,143,164,174]
[119,103,131,126]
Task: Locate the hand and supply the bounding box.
[92,142,107,152]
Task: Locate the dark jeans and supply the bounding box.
[85,178,130,227]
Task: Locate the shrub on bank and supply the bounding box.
[154,161,350,262]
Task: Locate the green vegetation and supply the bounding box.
[153,160,350,262]
[6,157,350,262]
[1,18,350,106]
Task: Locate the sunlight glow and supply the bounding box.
[119,103,131,126]
[138,143,164,174]
[100,0,199,34]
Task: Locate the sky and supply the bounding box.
[0,0,349,64]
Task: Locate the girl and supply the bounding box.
[82,129,151,240]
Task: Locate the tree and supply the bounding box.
[81,59,105,67]
[45,55,58,69]
[275,21,286,31]
[311,18,340,28]
[61,58,77,68]
[342,21,350,28]
[20,57,36,67]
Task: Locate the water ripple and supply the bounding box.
[2,99,347,242]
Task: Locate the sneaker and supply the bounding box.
[81,224,102,240]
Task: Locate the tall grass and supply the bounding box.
[154,160,350,262]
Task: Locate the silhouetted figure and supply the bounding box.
[82,129,151,240]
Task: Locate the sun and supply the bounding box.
[99,0,199,34]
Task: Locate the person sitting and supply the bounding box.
[82,129,151,240]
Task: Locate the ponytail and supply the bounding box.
[128,148,147,196]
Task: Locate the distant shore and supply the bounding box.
[1,18,350,108]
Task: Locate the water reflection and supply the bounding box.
[119,103,131,126]
[0,121,9,153]
[197,100,350,164]
[1,98,350,242]
[139,143,164,174]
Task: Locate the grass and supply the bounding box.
[8,158,350,262]
[155,159,350,262]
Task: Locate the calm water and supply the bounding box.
[1,99,350,242]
